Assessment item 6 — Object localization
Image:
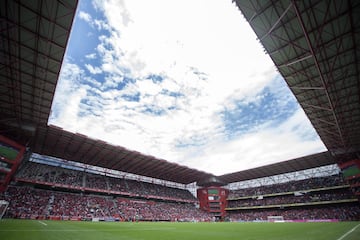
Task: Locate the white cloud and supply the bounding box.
[78,10,110,31]
[50,61,87,132]
[178,108,326,175]
[78,11,92,23]
[85,53,97,59]
[50,0,326,176]
[85,64,102,74]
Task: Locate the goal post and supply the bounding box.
[267,215,285,222]
[0,200,9,220]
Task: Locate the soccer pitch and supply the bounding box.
[0,220,359,240]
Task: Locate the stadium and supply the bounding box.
[0,0,360,239]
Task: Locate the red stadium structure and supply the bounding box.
[0,0,359,221]
[0,135,26,192]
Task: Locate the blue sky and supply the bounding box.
[49,0,326,175]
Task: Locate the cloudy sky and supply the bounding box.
[49,0,326,175]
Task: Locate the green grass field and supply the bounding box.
[0,219,359,240]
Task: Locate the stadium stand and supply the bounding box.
[227,174,360,221]
[228,174,346,198]
[1,161,358,222]
[14,161,197,202]
[1,185,210,222]
[1,0,359,223]
[228,205,360,222]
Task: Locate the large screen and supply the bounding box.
[208,189,219,195]
[0,143,20,161]
[342,165,360,178]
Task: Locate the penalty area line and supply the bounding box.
[336,223,360,240]
[38,221,47,226]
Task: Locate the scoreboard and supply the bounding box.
[197,186,229,220]
[338,159,360,196]
[0,135,25,192]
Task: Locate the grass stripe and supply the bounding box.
[336,223,360,240]
[38,221,47,226]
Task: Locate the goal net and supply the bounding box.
[0,200,9,220]
[267,215,285,222]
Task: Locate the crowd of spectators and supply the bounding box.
[3,185,358,221]
[226,174,359,221]
[7,161,360,222]
[2,186,210,221]
[2,186,51,217]
[228,174,346,198]
[15,161,196,201]
[48,192,118,218]
[228,205,360,221]
[227,188,356,208]
[107,176,128,192]
[56,170,84,187]
[116,198,211,222]
[347,177,360,195]
[85,173,107,190]
[348,177,360,186]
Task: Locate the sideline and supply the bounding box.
[336,223,360,240]
[38,220,47,226]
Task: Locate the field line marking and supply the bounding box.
[38,221,47,226]
[336,223,360,240]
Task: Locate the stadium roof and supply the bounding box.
[218,151,335,183]
[234,0,360,162]
[0,0,77,142]
[31,125,214,184]
[0,0,358,185]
